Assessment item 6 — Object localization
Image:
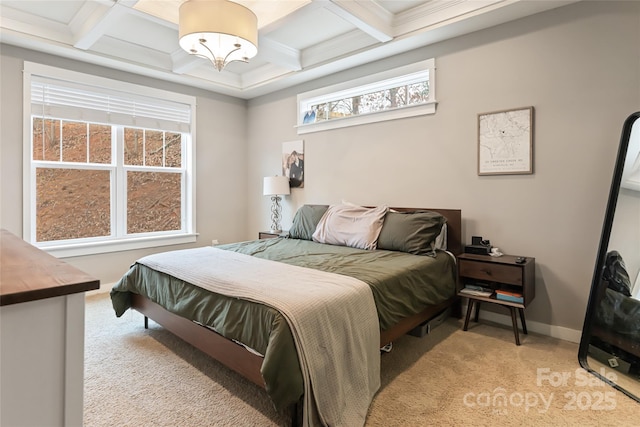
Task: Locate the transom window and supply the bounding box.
[297,59,436,134]
[23,63,196,257]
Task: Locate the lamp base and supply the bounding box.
[269,196,283,233]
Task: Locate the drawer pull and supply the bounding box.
[481,269,492,276]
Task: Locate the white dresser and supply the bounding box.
[1,229,99,426]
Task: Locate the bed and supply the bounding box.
[110,205,462,426]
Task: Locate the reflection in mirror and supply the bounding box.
[579,112,640,404]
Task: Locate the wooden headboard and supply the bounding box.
[388,207,462,256]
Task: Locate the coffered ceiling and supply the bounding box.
[1,0,577,99]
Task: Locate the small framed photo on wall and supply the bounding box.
[282,140,304,188]
[478,106,534,175]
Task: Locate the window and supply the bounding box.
[297,59,436,134]
[23,63,196,257]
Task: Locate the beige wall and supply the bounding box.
[247,1,640,334]
[0,45,249,287]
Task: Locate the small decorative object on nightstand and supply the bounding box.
[457,253,535,345]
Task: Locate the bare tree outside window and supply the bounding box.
[89,124,112,164]
[165,132,182,167]
[61,121,87,163]
[297,60,435,135]
[309,79,430,122]
[32,118,62,161]
[124,128,144,166]
[33,118,185,243]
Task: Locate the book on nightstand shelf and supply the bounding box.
[495,289,524,303]
[459,284,494,298]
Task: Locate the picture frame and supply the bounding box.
[282,140,304,188]
[478,106,534,176]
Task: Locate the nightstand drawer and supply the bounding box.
[458,259,523,285]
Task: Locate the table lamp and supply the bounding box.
[263,176,290,232]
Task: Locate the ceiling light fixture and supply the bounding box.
[179,0,258,72]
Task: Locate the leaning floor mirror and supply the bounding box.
[579,111,640,403]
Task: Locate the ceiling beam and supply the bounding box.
[393,0,506,35]
[321,0,394,42]
[302,29,378,69]
[258,37,302,71]
[0,3,74,44]
[71,2,132,50]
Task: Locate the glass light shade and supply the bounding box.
[263,176,290,196]
[179,0,258,72]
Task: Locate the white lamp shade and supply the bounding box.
[263,176,290,196]
[179,0,258,71]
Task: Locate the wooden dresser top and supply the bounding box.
[1,229,100,306]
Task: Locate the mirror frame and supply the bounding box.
[578,111,640,403]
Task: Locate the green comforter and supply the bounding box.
[111,238,456,410]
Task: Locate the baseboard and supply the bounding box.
[463,303,582,344]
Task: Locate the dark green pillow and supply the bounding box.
[377,211,446,255]
[288,204,329,240]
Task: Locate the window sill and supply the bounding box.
[38,233,198,259]
[296,102,436,135]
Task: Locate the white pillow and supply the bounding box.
[312,204,389,250]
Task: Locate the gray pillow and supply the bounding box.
[377,211,446,255]
[288,204,329,240]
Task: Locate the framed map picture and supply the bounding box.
[478,107,534,175]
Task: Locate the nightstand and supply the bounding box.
[258,231,286,239]
[457,253,535,345]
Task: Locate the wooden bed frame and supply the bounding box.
[130,207,462,420]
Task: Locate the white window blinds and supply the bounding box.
[30,76,192,133]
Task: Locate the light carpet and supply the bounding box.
[84,293,638,426]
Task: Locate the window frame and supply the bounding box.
[23,62,197,258]
[296,59,436,134]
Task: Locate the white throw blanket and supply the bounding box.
[137,247,381,427]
